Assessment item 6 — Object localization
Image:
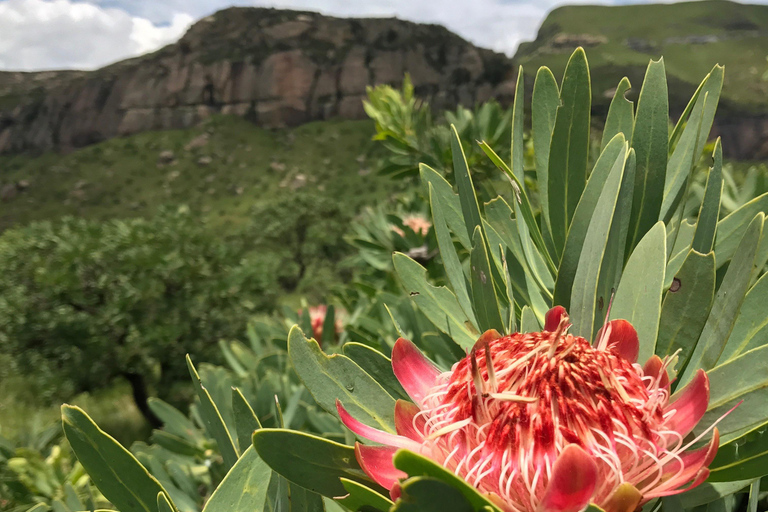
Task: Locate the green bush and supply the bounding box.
[247,191,352,298]
[0,207,278,423]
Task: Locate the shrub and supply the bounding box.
[56,49,768,512]
[247,191,352,298]
[0,207,278,424]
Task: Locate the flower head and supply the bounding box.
[337,307,723,512]
[391,214,432,238]
[302,305,344,346]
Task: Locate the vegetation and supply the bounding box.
[22,47,767,512]
[3,12,768,509]
[0,209,278,425]
[515,0,768,112]
[0,117,393,231]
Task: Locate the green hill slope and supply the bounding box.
[515,0,768,113]
[0,117,394,231]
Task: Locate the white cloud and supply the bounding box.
[4,0,767,71]
[0,0,193,70]
[0,0,571,71]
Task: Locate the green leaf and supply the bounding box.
[252,429,372,499]
[186,355,239,469]
[709,420,768,482]
[323,497,348,512]
[719,272,768,362]
[692,139,723,254]
[479,143,556,275]
[693,65,724,156]
[61,405,169,512]
[667,218,697,261]
[678,480,752,509]
[429,182,477,328]
[483,217,540,321]
[610,222,666,363]
[202,446,271,512]
[232,387,261,454]
[420,165,471,250]
[337,478,393,512]
[553,134,625,310]
[668,68,706,150]
[548,47,591,255]
[451,124,483,243]
[157,492,174,512]
[699,344,768,436]
[655,250,715,370]
[747,479,761,512]
[392,477,474,512]
[147,399,205,445]
[520,305,540,333]
[393,252,477,349]
[661,495,683,512]
[680,213,763,383]
[288,326,396,432]
[510,67,525,187]
[660,91,707,224]
[714,192,768,270]
[165,462,197,500]
[322,305,336,345]
[24,505,49,512]
[342,342,409,401]
[392,450,502,512]
[134,447,196,512]
[626,58,668,253]
[470,227,505,333]
[219,339,248,378]
[594,146,635,326]
[286,485,324,512]
[149,431,203,458]
[532,66,559,227]
[57,485,79,512]
[601,77,634,152]
[569,141,629,339]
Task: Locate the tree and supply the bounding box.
[0,208,278,425]
[248,191,351,297]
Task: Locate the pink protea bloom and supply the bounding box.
[392,214,432,238]
[302,305,344,346]
[403,214,432,236]
[337,306,725,512]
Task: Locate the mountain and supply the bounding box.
[0,8,513,155]
[514,0,768,159]
[1,1,767,160]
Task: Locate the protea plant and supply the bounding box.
[58,47,768,512]
[337,307,726,512]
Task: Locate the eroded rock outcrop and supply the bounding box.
[0,8,514,154]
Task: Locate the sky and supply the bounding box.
[0,0,765,71]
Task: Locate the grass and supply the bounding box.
[0,363,149,447]
[515,0,768,112]
[0,116,395,232]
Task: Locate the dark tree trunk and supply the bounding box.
[123,372,162,428]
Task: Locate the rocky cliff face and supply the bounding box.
[0,8,514,155]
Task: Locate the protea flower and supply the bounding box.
[302,305,344,346]
[391,214,432,238]
[337,306,725,512]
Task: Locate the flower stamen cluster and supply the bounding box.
[337,307,722,512]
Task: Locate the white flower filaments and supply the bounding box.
[337,306,723,512]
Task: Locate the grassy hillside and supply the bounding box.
[515,0,768,113]
[0,116,401,445]
[0,116,395,231]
